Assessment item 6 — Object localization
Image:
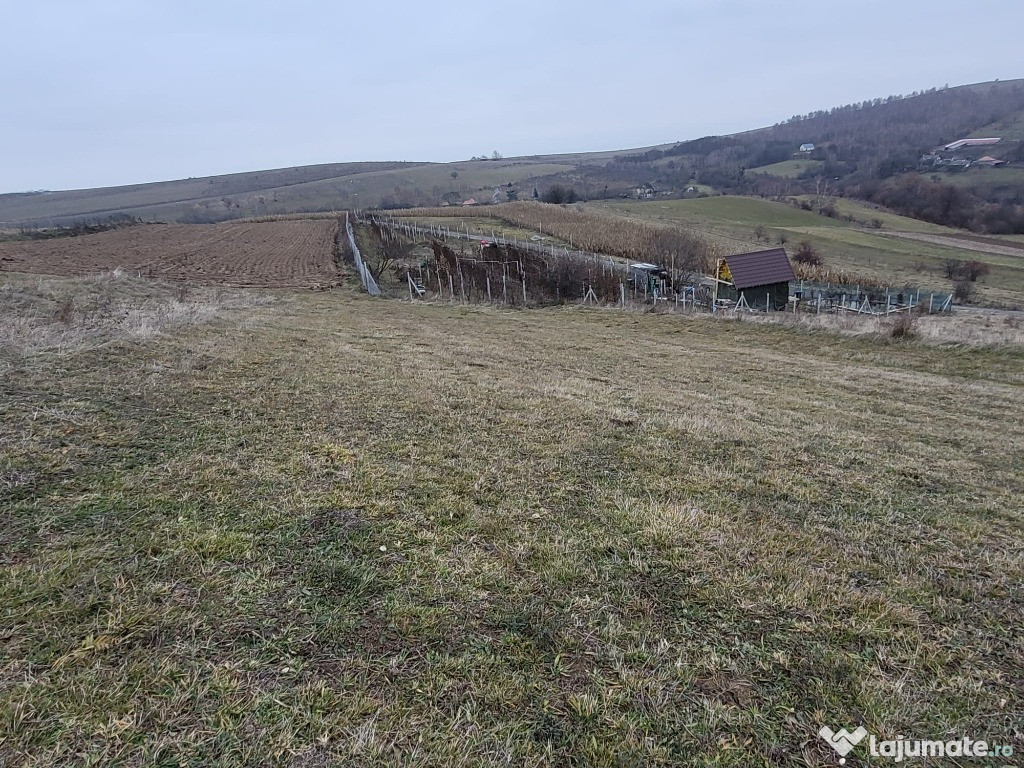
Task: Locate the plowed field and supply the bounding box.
[0,220,340,287]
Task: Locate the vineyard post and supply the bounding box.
[928,293,933,313]
[766,292,770,312]
[522,278,527,306]
[620,282,625,308]
[459,268,466,302]
[503,269,508,304]
[448,274,454,303]
[486,276,492,302]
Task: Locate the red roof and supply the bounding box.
[724,248,796,289]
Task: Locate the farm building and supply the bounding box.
[973,156,1005,166]
[713,247,796,310]
[943,137,1001,151]
[635,183,656,200]
[799,143,815,152]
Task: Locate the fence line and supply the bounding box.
[346,212,380,296]
[369,213,626,275]
[368,214,955,315]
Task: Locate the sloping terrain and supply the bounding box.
[593,196,1024,307]
[1,283,1021,766]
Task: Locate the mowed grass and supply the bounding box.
[748,159,825,178]
[2,280,1022,767]
[592,197,1024,307]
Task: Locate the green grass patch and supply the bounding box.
[748,159,825,178]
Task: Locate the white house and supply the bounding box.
[799,143,815,152]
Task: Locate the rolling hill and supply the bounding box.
[3,79,1023,232]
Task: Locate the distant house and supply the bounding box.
[714,248,796,310]
[635,183,656,200]
[943,137,1001,151]
[799,143,815,152]
[462,198,479,206]
[973,156,1005,166]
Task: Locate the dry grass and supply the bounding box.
[0,271,274,374]
[396,202,720,271]
[735,306,1024,348]
[1,287,1021,766]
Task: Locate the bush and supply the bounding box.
[953,280,974,303]
[943,259,963,279]
[541,185,579,205]
[944,258,991,282]
[961,260,991,282]
[889,312,917,339]
[792,240,824,267]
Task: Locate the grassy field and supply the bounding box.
[934,166,1024,197]
[0,161,578,227]
[2,274,1022,767]
[748,160,825,178]
[592,197,1024,307]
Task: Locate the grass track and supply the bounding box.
[2,285,1022,766]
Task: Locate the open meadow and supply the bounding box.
[2,263,1022,766]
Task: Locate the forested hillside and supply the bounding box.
[610,79,1024,233]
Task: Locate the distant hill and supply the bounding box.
[3,79,1023,232]
[613,79,1024,233]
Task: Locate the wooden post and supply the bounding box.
[448,274,454,302]
[486,276,491,302]
[928,293,934,313]
[503,271,508,303]
[620,281,625,308]
[766,292,771,312]
[522,278,527,305]
[817,294,821,314]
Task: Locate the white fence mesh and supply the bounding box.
[346,213,380,296]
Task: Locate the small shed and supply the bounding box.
[714,248,796,310]
[799,143,815,152]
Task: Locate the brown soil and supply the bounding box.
[0,220,341,287]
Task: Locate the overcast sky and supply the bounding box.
[2,0,1022,193]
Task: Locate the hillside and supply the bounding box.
[3,79,1023,232]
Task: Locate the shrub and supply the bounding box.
[889,312,917,339]
[792,240,824,267]
[541,185,578,205]
[944,258,991,282]
[961,260,991,282]
[943,258,963,279]
[952,280,974,303]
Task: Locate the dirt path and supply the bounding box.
[883,231,1024,258]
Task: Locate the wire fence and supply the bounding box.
[367,214,957,315]
[346,212,380,296]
